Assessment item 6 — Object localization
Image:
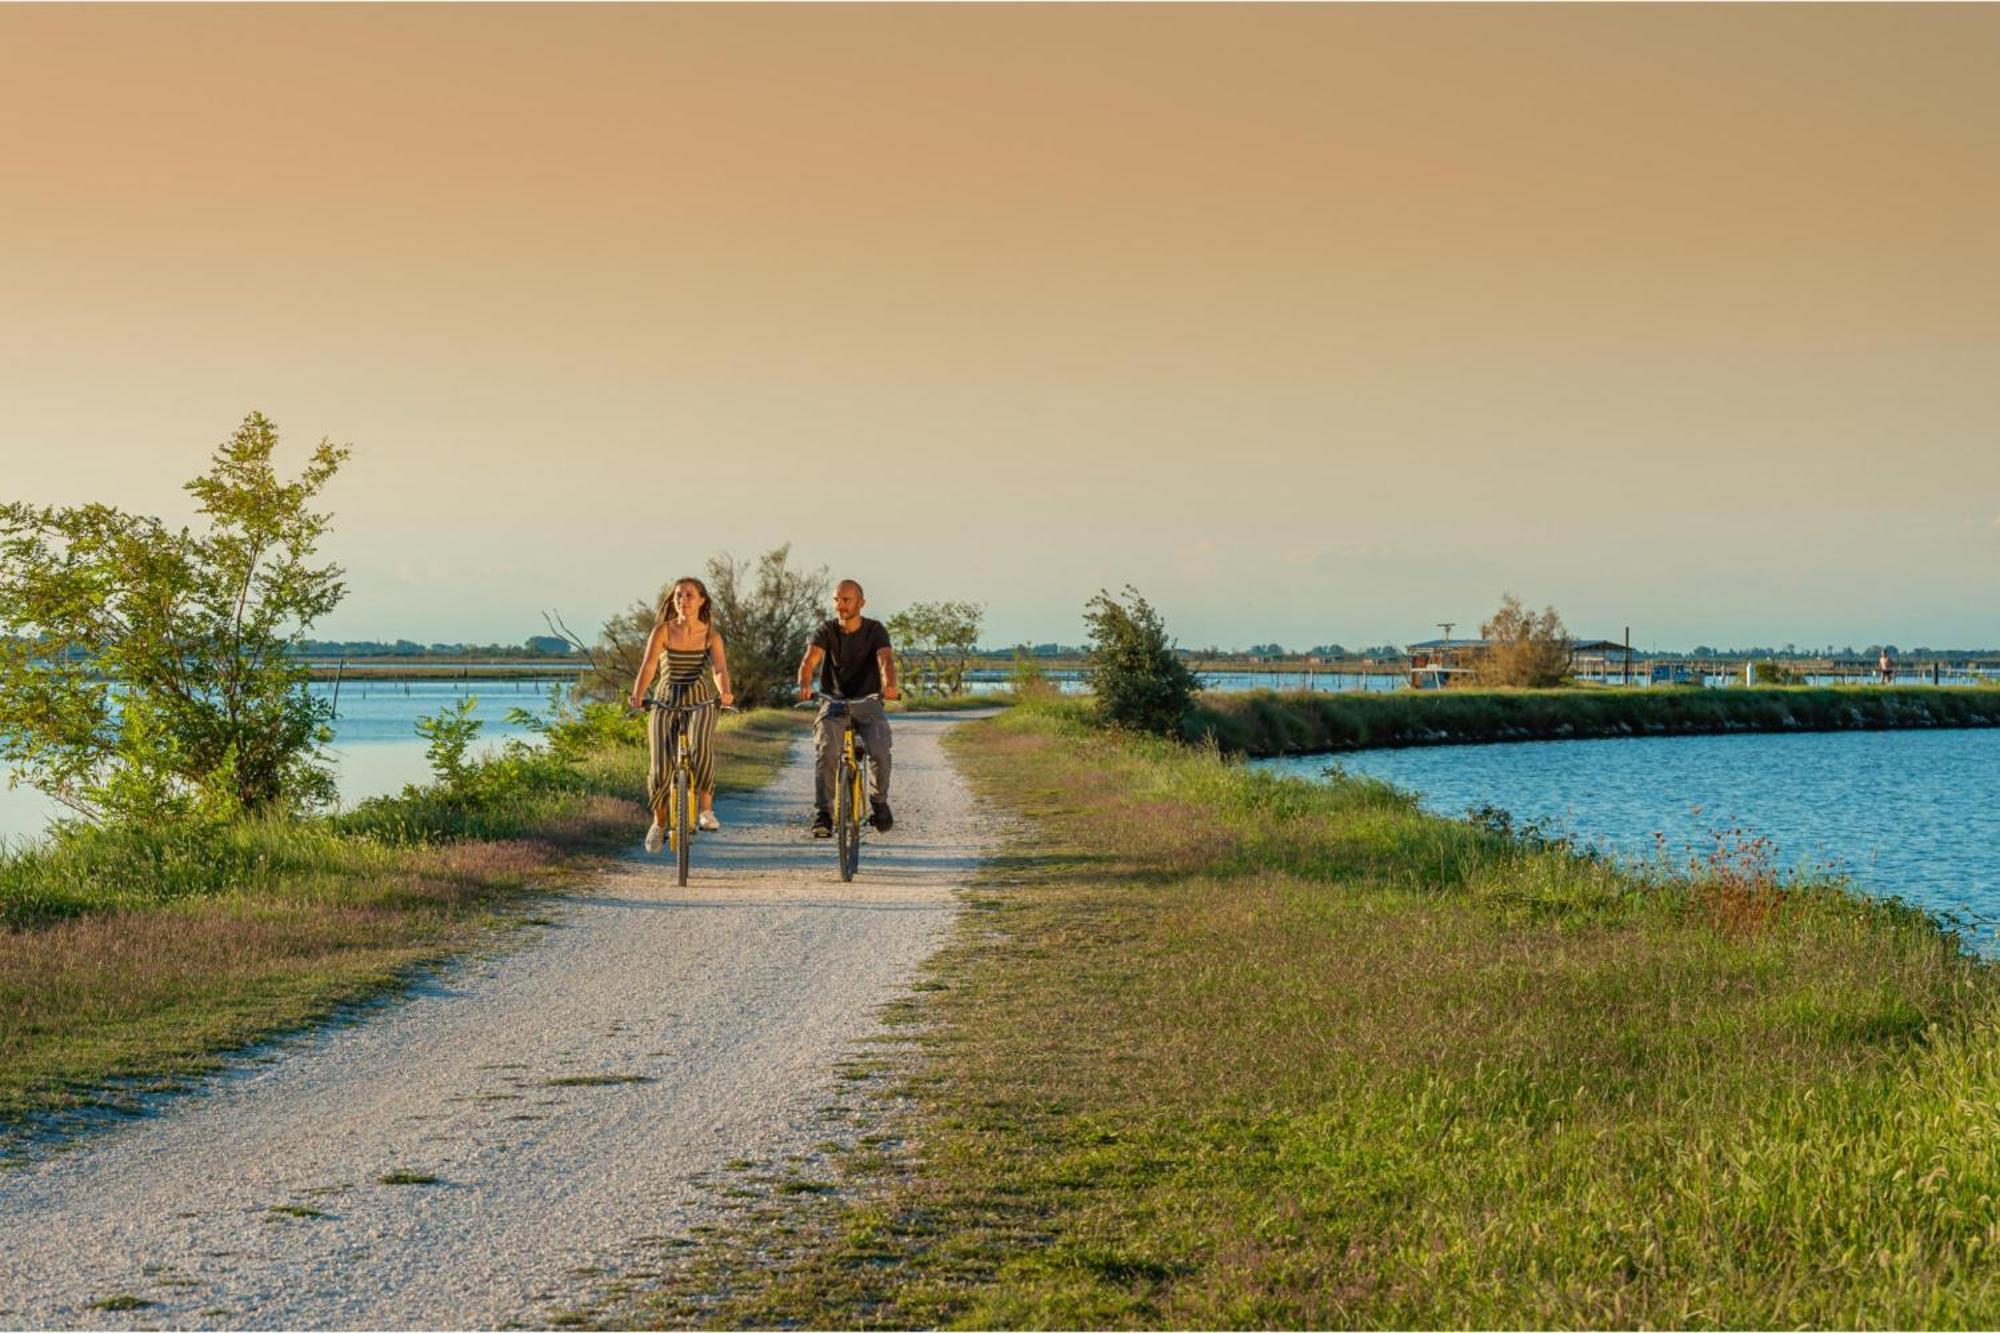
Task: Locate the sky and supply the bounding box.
[3,5,1996,652]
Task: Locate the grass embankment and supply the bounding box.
[0,709,801,1133]
[1196,683,2000,755]
[662,703,2000,1328]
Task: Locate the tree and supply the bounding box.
[1476,593,1571,688]
[1083,586,1201,736]
[564,544,829,709]
[886,601,984,698]
[0,412,349,823]
[705,545,829,708]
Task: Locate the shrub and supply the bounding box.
[1751,659,1807,685]
[1083,586,1200,737]
[1476,593,1571,688]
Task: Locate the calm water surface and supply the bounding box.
[1255,728,2000,940]
[0,680,556,846]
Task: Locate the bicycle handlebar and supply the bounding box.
[795,691,882,710]
[637,698,737,715]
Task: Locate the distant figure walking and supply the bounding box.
[1879,648,1894,685]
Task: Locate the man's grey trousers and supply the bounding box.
[814,697,891,814]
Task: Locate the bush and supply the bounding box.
[1083,586,1200,737]
[1751,659,1806,685]
[1010,645,1059,703]
[1476,593,1571,688]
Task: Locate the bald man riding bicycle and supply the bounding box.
[796,579,899,837]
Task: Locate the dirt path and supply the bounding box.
[0,713,992,1331]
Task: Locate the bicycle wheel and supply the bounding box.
[835,759,858,883]
[674,766,692,887]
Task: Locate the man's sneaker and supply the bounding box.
[698,810,720,832]
[870,800,894,833]
[643,820,665,855]
[810,809,833,838]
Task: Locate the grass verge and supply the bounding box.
[0,707,804,1137]
[636,703,2000,1328]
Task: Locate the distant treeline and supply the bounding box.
[291,636,578,659]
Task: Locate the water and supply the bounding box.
[1253,728,2000,942]
[0,680,559,846]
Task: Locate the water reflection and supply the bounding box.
[1255,728,2000,944]
[0,680,549,846]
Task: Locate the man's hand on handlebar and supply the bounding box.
[882,685,901,702]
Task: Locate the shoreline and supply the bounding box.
[1194,684,2000,756]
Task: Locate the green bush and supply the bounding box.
[1083,586,1200,737]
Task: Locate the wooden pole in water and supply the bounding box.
[329,656,345,720]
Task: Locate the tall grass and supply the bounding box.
[1195,684,2000,755]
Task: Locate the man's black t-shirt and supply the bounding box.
[812,617,892,699]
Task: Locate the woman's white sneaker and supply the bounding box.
[698,810,721,832]
[644,820,665,854]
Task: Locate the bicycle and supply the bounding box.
[641,696,734,886]
[801,691,879,882]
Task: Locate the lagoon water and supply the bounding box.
[0,680,555,847]
[1254,728,2000,942]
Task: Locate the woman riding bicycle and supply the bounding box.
[628,577,734,853]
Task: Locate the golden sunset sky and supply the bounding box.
[3,4,1996,649]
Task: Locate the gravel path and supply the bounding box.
[0,712,991,1331]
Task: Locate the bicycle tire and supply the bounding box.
[674,766,692,887]
[835,759,858,882]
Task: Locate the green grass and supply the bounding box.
[640,703,2000,1328]
[1195,684,2000,755]
[0,707,805,1136]
[892,692,1016,713]
[379,1170,441,1185]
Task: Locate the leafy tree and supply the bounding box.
[564,544,828,709]
[704,545,829,708]
[1083,586,1201,736]
[886,600,984,698]
[0,412,349,823]
[1476,593,1571,688]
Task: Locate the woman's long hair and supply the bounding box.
[655,576,713,628]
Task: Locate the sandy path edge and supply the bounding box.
[0,712,993,1331]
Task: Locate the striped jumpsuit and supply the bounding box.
[647,630,721,814]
